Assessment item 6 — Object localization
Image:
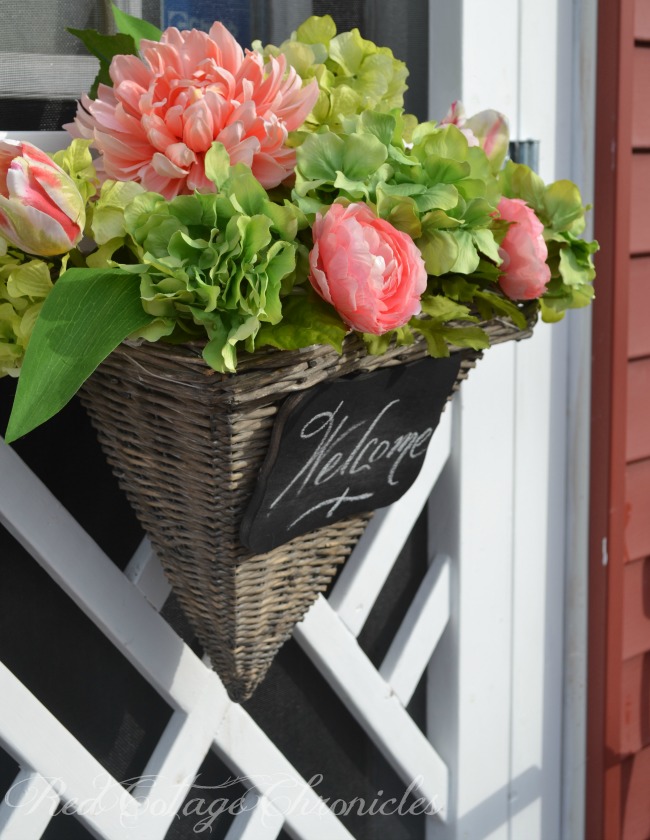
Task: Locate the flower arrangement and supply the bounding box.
[1,9,597,443]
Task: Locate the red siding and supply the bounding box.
[623,558,650,659]
[632,48,650,145]
[630,156,650,253]
[590,0,649,836]
[628,258,650,359]
[623,747,650,839]
[620,654,650,754]
[626,461,650,562]
[626,359,650,461]
[636,0,650,38]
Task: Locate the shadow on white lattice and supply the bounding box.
[0,406,453,839]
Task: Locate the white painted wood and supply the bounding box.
[329,406,453,636]
[130,701,222,838]
[0,661,141,839]
[124,539,171,611]
[426,3,521,832]
[224,795,284,840]
[426,0,582,834]
[456,342,517,840]
[1,131,69,151]
[507,2,569,837]
[214,704,355,840]
[0,770,57,840]
[459,0,519,131]
[0,441,356,839]
[0,439,217,713]
[295,596,448,818]
[562,3,597,839]
[380,555,450,706]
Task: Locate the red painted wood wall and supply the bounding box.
[589,0,650,837]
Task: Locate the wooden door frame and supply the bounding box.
[587,0,634,836]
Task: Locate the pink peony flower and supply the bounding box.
[497,197,551,300]
[0,139,85,256]
[67,25,319,199]
[309,203,427,335]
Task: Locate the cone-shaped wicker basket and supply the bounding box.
[79,315,533,702]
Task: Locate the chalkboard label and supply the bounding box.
[240,354,463,554]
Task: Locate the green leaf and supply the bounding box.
[329,30,368,75]
[499,161,546,209]
[5,268,153,442]
[112,4,162,47]
[296,131,345,181]
[295,15,337,46]
[473,290,527,329]
[471,229,502,264]
[410,319,449,357]
[420,295,474,322]
[558,246,592,287]
[416,230,458,275]
[254,291,347,353]
[342,133,388,180]
[544,180,585,233]
[362,332,394,355]
[67,28,136,64]
[439,325,490,350]
[227,163,270,215]
[204,142,232,190]
[359,110,396,148]
[413,185,459,214]
[540,299,566,323]
[67,28,137,97]
[450,230,480,274]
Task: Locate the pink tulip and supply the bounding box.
[0,140,85,256]
[309,203,427,334]
[440,101,480,147]
[68,24,319,199]
[497,197,551,300]
[441,101,509,167]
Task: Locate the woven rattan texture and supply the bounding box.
[79,318,532,701]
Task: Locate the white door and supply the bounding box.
[0,1,594,837]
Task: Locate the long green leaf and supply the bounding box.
[5,268,154,442]
[112,4,162,47]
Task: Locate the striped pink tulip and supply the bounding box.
[0,140,85,256]
[441,101,509,167]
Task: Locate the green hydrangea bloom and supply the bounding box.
[52,139,98,206]
[256,15,409,132]
[0,252,55,377]
[88,152,304,372]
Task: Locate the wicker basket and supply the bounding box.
[79,315,533,702]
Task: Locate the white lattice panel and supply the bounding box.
[0,398,453,839]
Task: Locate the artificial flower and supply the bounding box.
[0,139,85,256]
[68,24,319,198]
[497,197,551,300]
[309,202,427,334]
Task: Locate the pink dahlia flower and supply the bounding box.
[68,24,319,198]
[309,203,427,335]
[497,197,551,300]
[0,139,85,256]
